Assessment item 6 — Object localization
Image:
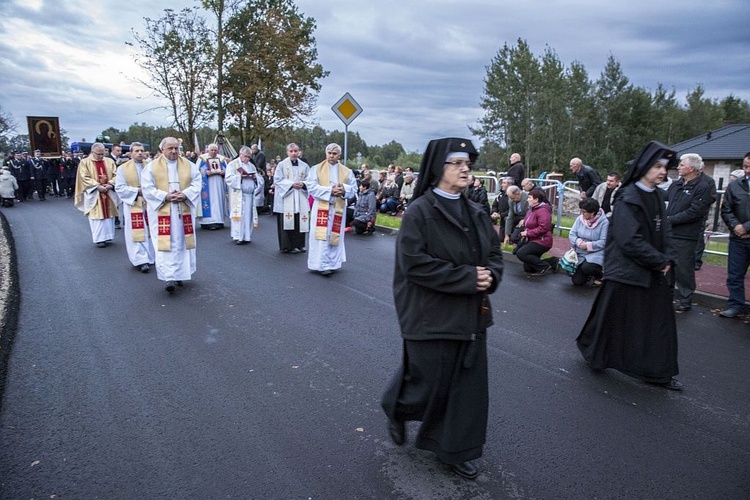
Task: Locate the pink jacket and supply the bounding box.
[523,202,553,248]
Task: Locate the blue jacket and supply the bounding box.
[569,211,609,267]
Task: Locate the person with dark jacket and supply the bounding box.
[29,150,48,201]
[381,137,503,481]
[349,179,377,234]
[61,153,78,198]
[8,152,32,201]
[666,153,717,311]
[491,177,512,239]
[506,152,525,188]
[718,151,750,318]
[569,157,601,199]
[577,141,682,390]
[468,176,490,215]
[515,189,557,275]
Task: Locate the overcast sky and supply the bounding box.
[1,0,748,153]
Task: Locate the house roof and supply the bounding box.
[671,124,750,161]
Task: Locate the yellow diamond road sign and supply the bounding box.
[332,92,363,126]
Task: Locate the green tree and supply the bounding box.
[682,85,724,138]
[129,7,216,143]
[223,0,328,145]
[720,94,750,124]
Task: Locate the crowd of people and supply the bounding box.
[2,135,749,481]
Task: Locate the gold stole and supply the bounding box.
[121,161,147,242]
[151,156,195,251]
[314,161,348,246]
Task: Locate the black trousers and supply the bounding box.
[673,237,698,305]
[571,261,603,285]
[515,241,554,273]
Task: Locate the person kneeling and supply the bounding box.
[569,198,609,286]
[515,189,558,275]
[349,179,377,235]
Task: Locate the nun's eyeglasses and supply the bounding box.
[444,160,473,168]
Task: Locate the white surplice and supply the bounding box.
[273,158,310,217]
[305,161,357,272]
[225,158,264,242]
[114,162,155,267]
[141,158,201,282]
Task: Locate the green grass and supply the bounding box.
[375,213,402,228]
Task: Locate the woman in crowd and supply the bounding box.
[377,174,401,215]
[381,137,503,480]
[576,141,682,390]
[568,198,609,286]
[469,177,490,215]
[515,188,558,275]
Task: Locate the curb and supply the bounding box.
[0,210,21,413]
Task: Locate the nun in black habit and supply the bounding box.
[576,141,683,390]
[381,138,504,479]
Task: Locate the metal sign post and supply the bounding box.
[331,93,363,164]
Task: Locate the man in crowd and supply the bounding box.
[74,142,119,247]
[141,137,202,294]
[61,152,78,198]
[592,172,621,218]
[503,185,528,245]
[225,145,264,245]
[666,153,717,312]
[718,151,750,318]
[306,143,357,276]
[273,143,310,253]
[30,150,48,201]
[521,178,537,193]
[195,143,227,230]
[569,157,601,199]
[6,151,31,201]
[491,177,512,240]
[251,144,267,174]
[507,152,525,189]
[114,142,155,272]
[108,144,126,166]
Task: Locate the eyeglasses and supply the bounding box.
[444,160,473,168]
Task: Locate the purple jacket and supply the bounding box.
[523,202,553,248]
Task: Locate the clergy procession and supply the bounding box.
[72,137,362,293]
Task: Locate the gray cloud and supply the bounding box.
[0,0,747,153]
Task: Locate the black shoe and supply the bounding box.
[694,263,702,271]
[675,304,691,312]
[653,378,683,391]
[320,270,333,277]
[234,239,243,245]
[140,264,150,273]
[96,242,106,248]
[300,247,306,253]
[451,461,479,480]
[387,418,405,446]
[548,257,559,273]
[719,308,741,318]
[176,281,184,287]
[165,281,176,294]
[290,248,301,254]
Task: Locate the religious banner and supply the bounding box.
[27,116,62,157]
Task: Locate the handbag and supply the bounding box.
[560,247,579,274]
[509,225,524,244]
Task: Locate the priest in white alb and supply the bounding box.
[225,145,264,244]
[273,142,310,253]
[114,142,155,273]
[141,137,202,294]
[74,142,119,248]
[306,143,357,276]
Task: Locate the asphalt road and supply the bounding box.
[0,196,748,499]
